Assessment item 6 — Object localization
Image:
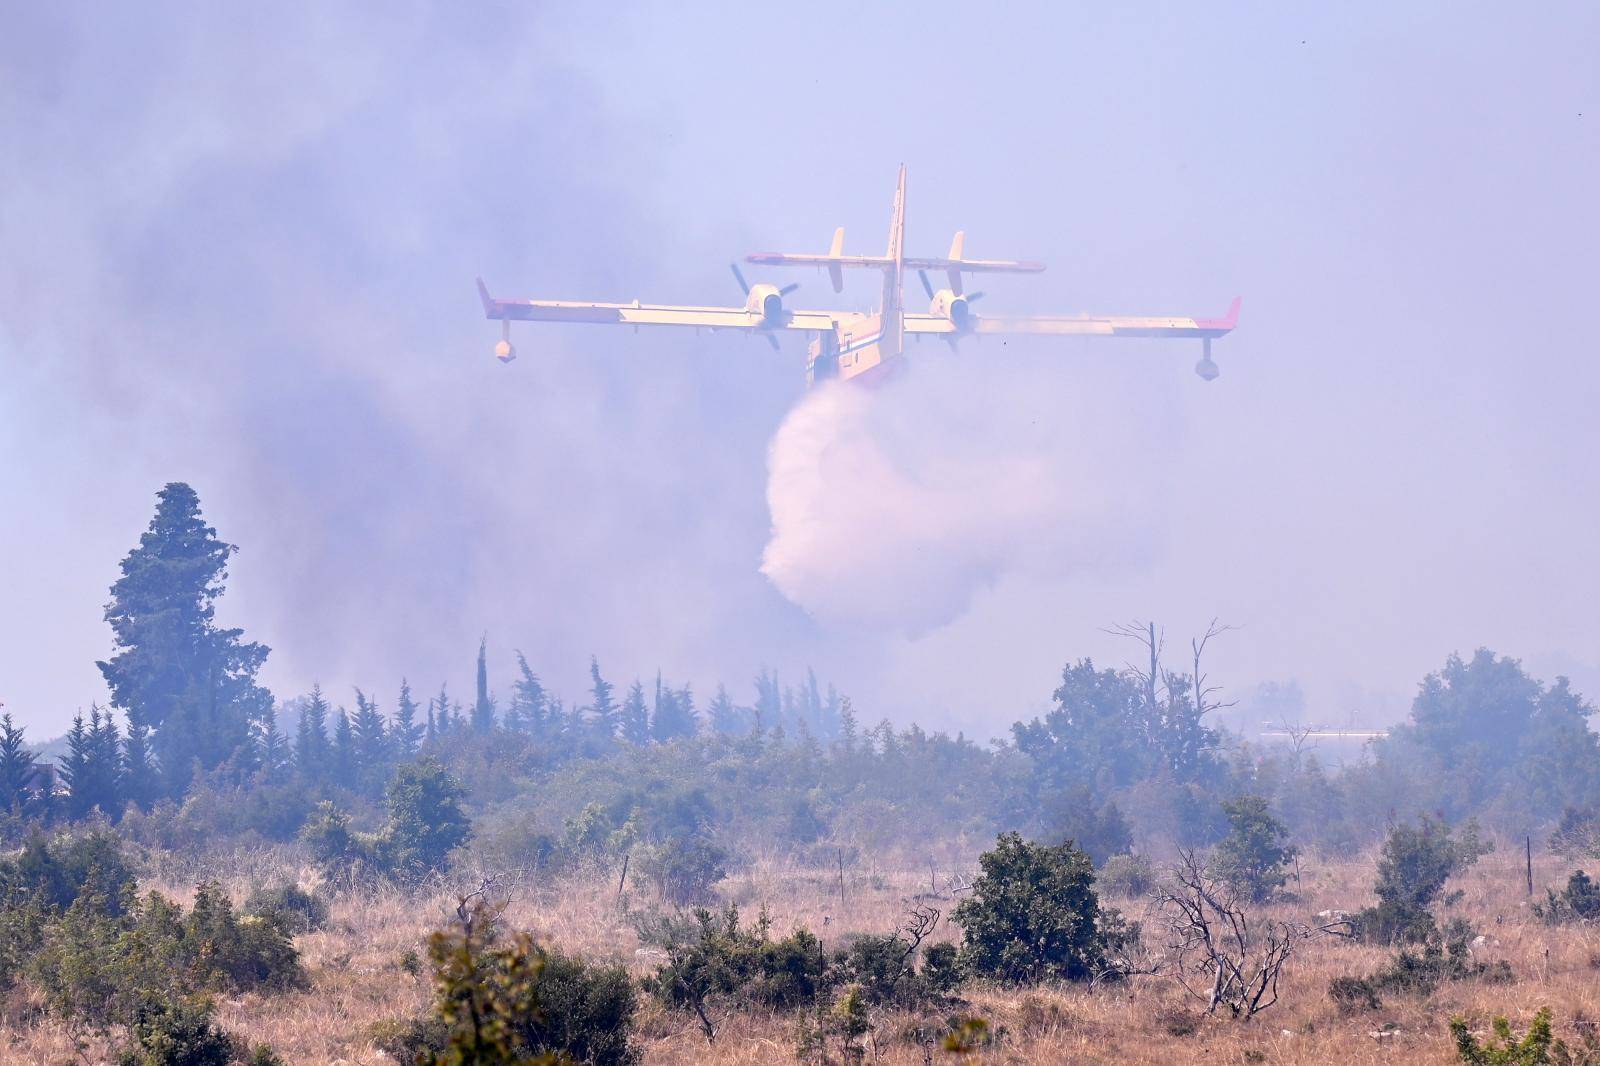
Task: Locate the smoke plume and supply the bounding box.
[762,354,1168,634]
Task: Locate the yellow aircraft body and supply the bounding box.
[477,166,1239,385]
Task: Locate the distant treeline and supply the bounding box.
[4,482,1597,865]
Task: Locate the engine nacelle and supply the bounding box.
[494,339,516,364]
[928,289,972,330]
[745,283,786,326]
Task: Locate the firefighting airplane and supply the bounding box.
[476,166,1239,386]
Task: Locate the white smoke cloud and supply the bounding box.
[762,353,1174,634]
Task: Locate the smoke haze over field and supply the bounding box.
[763,364,1169,634]
[2,4,1599,738]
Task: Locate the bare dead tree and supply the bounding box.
[1154,849,1343,1020]
[898,903,941,964]
[1278,716,1323,759]
[1189,618,1238,721]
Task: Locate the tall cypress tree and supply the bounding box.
[331,709,357,789]
[394,680,423,760]
[472,638,495,732]
[351,688,389,783]
[588,656,618,741]
[511,655,546,740]
[651,682,698,742]
[59,713,90,819]
[0,712,37,812]
[60,709,123,819]
[707,683,743,736]
[619,680,650,745]
[122,715,160,810]
[97,483,271,795]
[295,685,331,775]
[254,703,290,780]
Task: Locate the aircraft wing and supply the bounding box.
[478,279,838,332]
[904,297,1241,339]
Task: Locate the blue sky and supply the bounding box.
[2,3,1597,737]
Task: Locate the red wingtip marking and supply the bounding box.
[1195,297,1242,332]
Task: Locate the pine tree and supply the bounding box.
[753,669,781,733]
[836,695,859,752]
[0,711,37,812]
[804,669,825,736]
[91,707,125,814]
[425,696,437,744]
[652,682,698,742]
[61,708,123,819]
[708,683,744,735]
[332,709,357,789]
[295,685,331,775]
[588,656,618,741]
[511,655,546,740]
[432,684,451,738]
[59,713,90,819]
[394,680,423,759]
[255,703,290,780]
[122,716,161,810]
[351,687,389,787]
[97,483,271,795]
[472,637,495,732]
[620,680,650,745]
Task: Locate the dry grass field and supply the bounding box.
[4,842,1597,1065]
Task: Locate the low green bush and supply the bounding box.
[243,883,328,935]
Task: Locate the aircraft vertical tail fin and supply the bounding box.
[946,231,965,293]
[882,165,907,357]
[828,227,845,292]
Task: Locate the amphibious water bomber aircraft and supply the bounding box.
[476,166,1239,386]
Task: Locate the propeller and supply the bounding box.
[920,269,984,304]
[730,263,795,351]
[730,263,798,298]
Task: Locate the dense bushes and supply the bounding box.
[380,899,639,1066]
[1331,917,1512,1012]
[1211,795,1297,902]
[1534,869,1600,923]
[0,831,302,1059]
[301,758,472,881]
[951,832,1127,984]
[1351,817,1492,944]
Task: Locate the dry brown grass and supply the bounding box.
[4,843,1598,1065]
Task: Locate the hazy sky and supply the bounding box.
[3,3,1597,739]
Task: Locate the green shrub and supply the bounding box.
[403,898,636,1065]
[1211,795,1298,903]
[1328,975,1382,1013]
[641,836,728,906]
[921,941,963,994]
[29,882,303,1029]
[513,949,638,1066]
[1331,918,1512,1011]
[1451,1007,1554,1065]
[1097,853,1156,898]
[116,995,241,1066]
[301,761,472,882]
[382,759,472,878]
[243,883,328,935]
[2,829,138,915]
[1534,870,1600,923]
[1352,817,1491,944]
[952,832,1118,984]
[1550,807,1600,861]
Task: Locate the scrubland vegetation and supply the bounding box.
[6,484,1600,1064]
